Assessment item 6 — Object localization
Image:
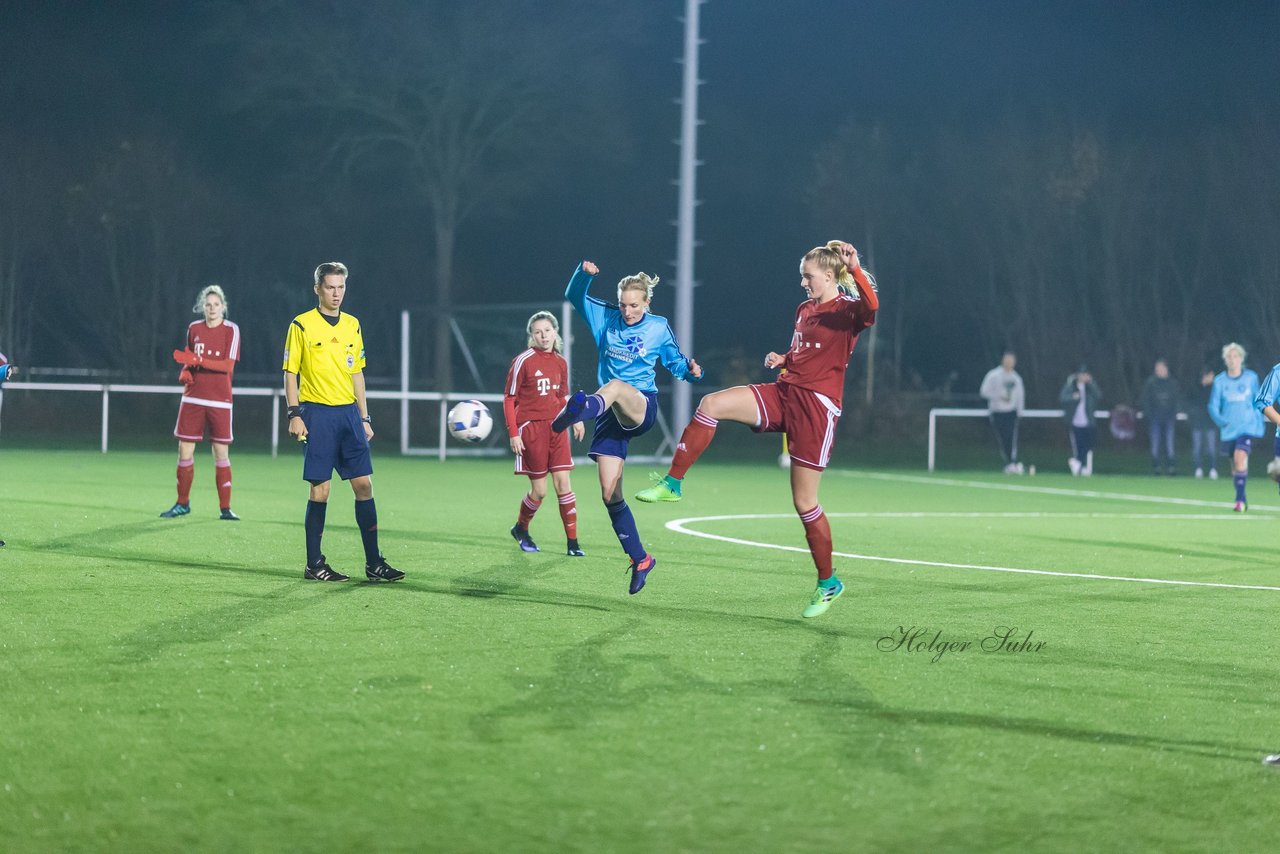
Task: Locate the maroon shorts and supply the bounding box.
[513,420,574,477]
[174,398,234,444]
[748,382,841,471]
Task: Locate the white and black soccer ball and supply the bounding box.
[1267,456,1280,483]
[447,400,493,444]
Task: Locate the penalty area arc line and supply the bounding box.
[664,513,1280,592]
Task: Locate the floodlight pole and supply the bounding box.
[673,0,705,432]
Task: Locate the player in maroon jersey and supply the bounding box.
[504,311,586,556]
[635,241,879,618]
[161,285,242,520]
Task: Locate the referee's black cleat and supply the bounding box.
[366,558,405,582]
[304,556,349,582]
[219,508,241,521]
[159,503,191,518]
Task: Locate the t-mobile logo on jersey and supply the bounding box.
[791,332,822,351]
[537,377,551,395]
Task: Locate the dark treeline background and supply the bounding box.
[2,0,1277,407]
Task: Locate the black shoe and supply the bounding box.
[304,557,349,582]
[0,539,5,548]
[366,558,405,582]
[566,539,585,557]
[510,525,540,553]
[160,503,191,518]
[219,508,241,521]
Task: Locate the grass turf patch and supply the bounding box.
[1,450,1278,850]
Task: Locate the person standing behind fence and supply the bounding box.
[504,310,586,557]
[1188,366,1219,479]
[162,285,242,520]
[283,261,404,582]
[1209,342,1264,512]
[979,350,1025,474]
[1139,358,1181,476]
[1060,365,1101,476]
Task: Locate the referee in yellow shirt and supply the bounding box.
[283,261,404,582]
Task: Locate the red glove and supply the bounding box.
[172,349,202,367]
[179,367,195,387]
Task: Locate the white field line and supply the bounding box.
[833,470,1280,513]
[664,511,1280,592]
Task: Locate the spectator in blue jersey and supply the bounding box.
[1209,342,1264,512]
[0,350,15,547]
[552,260,702,594]
[1188,367,1220,479]
[1252,358,1280,493]
[1059,364,1102,476]
[1139,358,1181,476]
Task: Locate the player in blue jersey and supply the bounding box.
[1209,342,1265,512]
[1252,358,1280,492]
[551,260,702,594]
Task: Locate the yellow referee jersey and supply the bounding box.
[282,309,367,405]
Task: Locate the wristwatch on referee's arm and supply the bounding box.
[361,415,372,424]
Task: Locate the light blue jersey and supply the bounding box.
[1254,363,1280,415]
[1210,368,1264,441]
[565,264,701,393]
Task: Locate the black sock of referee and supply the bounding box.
[355,498,381,566]
[305,500,327,566]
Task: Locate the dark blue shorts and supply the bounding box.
[1221,436,1256,456]
[588,390,659,461]
[299,402,373,482]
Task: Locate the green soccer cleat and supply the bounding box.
[801,577,844,619]
[634,472,682,503]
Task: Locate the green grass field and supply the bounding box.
[2,448,1279,851]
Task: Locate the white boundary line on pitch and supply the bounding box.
[664,512,1280,592]
[831,470,1280,513]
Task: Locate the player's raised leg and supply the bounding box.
[553,378,648,434]
[636,385,761,503]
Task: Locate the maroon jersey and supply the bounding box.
[503,348,569,436]
[184,320,240,405]
[778,292,877,407]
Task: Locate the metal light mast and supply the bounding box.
[672,0,704,431]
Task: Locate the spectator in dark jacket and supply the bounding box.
[1139,359,1181,475]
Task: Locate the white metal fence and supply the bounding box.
[0,382,507,460]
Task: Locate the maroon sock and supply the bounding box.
[176,460,194,505]
[799,504,833,580]
[669,410,718,480]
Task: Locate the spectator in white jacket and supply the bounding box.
[980,350,1025,474]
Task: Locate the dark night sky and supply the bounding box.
[4,1,1278,391]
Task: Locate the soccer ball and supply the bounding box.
[447,400,493,444]
[1267,457,1280,483]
